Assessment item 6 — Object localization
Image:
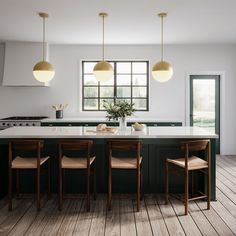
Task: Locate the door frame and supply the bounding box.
[185,71,225,155]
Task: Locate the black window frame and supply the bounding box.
[82,60,149,111]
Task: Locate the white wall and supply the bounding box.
[0,43,235,154]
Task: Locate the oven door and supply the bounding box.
[0,126,9,131]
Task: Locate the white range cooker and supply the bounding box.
[0,116,48,130]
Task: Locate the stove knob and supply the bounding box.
[13,124,16,126]
[7,123,10,126]
[2,123,5,125]
[19,124,22,126]
[26,123,29,126]
[32,124,35,126]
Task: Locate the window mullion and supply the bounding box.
[114,62,117,103]
[98,81,100,110]
[82,61,85,110]
[131,62,133,105]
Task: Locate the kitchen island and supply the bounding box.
[41,117,182,127]
[0,126,218,199]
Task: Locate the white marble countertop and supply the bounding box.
[41,117,182,123]
[0,126,218,139]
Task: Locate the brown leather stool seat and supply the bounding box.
[61,156,96,169]
[12,156,50,169]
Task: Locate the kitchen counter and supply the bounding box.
[42,117,183,123]
[0,126,217,139]
[0,126,217,200]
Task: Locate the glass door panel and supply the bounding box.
[190,75,220,153]
[192,79,215,132]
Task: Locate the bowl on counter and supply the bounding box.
[132,123,146,131]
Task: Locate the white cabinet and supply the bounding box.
[2,41,50,86]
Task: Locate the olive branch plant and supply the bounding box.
[103,100,136,121]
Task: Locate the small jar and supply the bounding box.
[56,110,63,119]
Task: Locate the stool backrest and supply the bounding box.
[9,140,44,168]
[10,140,44,151]
[59,140,93,152]
[181,140,209,153]
[109,140,141,152]
[108,140,142,168]
[59,140,93,169]
[181,139,211,170]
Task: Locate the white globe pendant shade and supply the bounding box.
[33,61,55,82]
[93,61,113,82]
[152,61,173,83]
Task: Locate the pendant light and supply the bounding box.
[93,12,113,82]
[152,13,173,83]
[33,12,55,82]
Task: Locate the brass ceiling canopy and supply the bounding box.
[39,12,49,18]
[152,12,173,83]
[33,12,55,83]
[93,12,113,82]
[99,12,108,17]
[158,12,167,18]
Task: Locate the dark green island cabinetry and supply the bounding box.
[41,120,182,127]
[0,125,217,201]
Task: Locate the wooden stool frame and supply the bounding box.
[108,140,142,211]
[165,139,211,215]
[8,140,51,211]
[58,140,96,211]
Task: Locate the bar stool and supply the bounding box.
[58,140,96,211]
[108,140,142,211]
[8,140,50,211]
[165,139,211,215]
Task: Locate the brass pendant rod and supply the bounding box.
[43,16,46,61]
[161,15,164,61]
[102,15,105,61]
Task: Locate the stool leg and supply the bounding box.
[93,166,97,200]
[108,166,112,210]
[87,168,90,211]
[37,167,41,211]
[59,168,62,211]
[207,166,211,210]
[184,170,189,215]
[8,168,12,211]
[62,169,65,200]
[137,167,140,212]
[140,167,143,200]
[16,169,20,199]
[47,160,51,200]
[191,171,194,198]
[165,161,169,205]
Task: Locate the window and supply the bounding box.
[82,61,149,111]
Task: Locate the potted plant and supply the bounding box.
[103,100,136,130]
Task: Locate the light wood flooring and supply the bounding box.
[0,155,236,236]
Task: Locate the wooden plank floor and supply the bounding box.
[1,155,236,236]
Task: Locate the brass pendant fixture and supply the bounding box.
[93,12,113,82]
[152,13,173,83]
[33,12,55,83]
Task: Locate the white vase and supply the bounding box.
[119,117,127,130]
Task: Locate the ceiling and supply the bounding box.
[1,0,236,44]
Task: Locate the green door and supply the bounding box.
[190,75,220,154]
